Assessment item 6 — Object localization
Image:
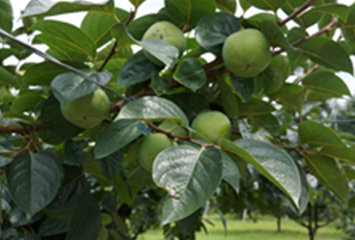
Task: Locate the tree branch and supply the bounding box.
[278,0,318,27]
[97,41,118,72]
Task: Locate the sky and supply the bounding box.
[5,0,355,97]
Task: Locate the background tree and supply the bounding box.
[0,0,355,239]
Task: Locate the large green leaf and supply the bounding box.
[296,36,353,74]
[302,70,351,97]
[164,0,216,31]
[295,161,309,214]
[153,145,222,225]
[140,39,179,67]
[217,75,239,118]
[238,99,275,116]
[219,139,302,209]
[220,150,240,193]
[298,120,346,147]
[22,0,115,18]
[245,0,284,11]
[0,0,13,32]
[308,3,350,22]
[215,0,237,13]
[66,190,101,240]
[10,94,44,113]
[31,20,97,61]
[118,51,161,87]
[6,152,61,218]
[256,65,284,95]
[51,70,111,105]
[10,207,45,227]
[304,154,349,204]
[97,151,123,179]
[260,20,289,50]
[0,66,20,87]
[341,4,355,53]
[230,74,254,102]
[38,215,70,237]
[129,0,146,9]
[115,96,189,127]
[152,72,171,96]
[195,12,241,54]
[64,139,89,165]
[319,146,355,164]
[40,95,83,139]
[173,57,207,91]
[94,120,143,159]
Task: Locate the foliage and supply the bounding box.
[0,0,355,239]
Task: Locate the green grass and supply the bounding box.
[137,214,345,240]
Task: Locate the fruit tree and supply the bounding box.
[0,0,355,239]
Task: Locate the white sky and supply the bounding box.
[5,0,355,97]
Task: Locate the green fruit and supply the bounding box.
[191,111,231,143]
[142,21,186,66]
[60,88,110,129]
[222,29,271,78]
[137,133,176,172]
[159,121,188,137]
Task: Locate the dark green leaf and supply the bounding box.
[129,0,146,9]
[299,120,346,147]
[195,12,241,54]
[66,190,101,240]
[97,151,124,179]
[6,152,61,218]
[1,229,41,240]
[215,0,237,13]
[270,55,291,80]
[10,207,44,227]
[256,65,284,95]
[118,51,161,87]
[141,39,179,67]
[38,215,70,237]
[153,145,222,225]
[238,99,275,116]
[0,155,13,167]
[31,20,97,61]
[173,57,206,91]
[230,74,254,102]
[10,94,44,113]
[113,173,133,206]
[308,3,350,22]
[164,0,216,31]
[297,36,353,74]
[115,96,189,127]
[245,0,284,11]
[260,20,289,50]
[341,4,355,53]
[152,71,171,96]
[0,66,20,87]
[64,139,89,165]
[217,75,239,118]
[22,0,115,18]
[0,0,13,32]
[270,83,304,113]
[302,70,351,97]
[220,150,240,193]
[295,161,309,214]
[219,139,303,209]
[304,154,349,204]
[94,120,143,159]
[51,70,111,105]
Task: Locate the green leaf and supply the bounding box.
[173,57,206,91]
[215,0,237,13]
[64,139,89,165]
[6,152,61,218]
[270,83,304,113]
[260,20,289,50]
[140,39,179,67]
[37,216,70,237]
[308,3,350,22]
[341,4,355,53]
[66,190,101,240]
[94,120,143,159]
[31,20,97,61]
[302,70,351,97]
[256,65,284,95]
[240,0,251,11]
[270,55,291,80]
[0,48,16,62]
[299,120,346,147]
[152,72,171,96]
[344,163,355,180]
[10,207,45,227]
[23,61,86,86]
[244,0,284,11]
[0,66,20,87]
[0,0,13,32]
[304,154,349,205]
[295,161,309,214]
[238,99,275,116]
[164,0,216,31]
[220,150,240,193]
[297,36,353,74]
[51,70,111,105]
[22,0,114,18]
[219,139,302,209]
[40,95,83,139]
[129,0,146,9]
[115,96,189,127]
[97,151,123,179]
[118,51,161,87]
[217,75,239,118]
[113,173,133,206]
[230,74,254,102]
[153,145,222,225]
[0,155,13,167]
[319,146,355,164]
[10,94,44,113]
[195,12,241,54]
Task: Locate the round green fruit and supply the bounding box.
[222,29,271,78]
[191,111,231,143]
[142,21,186,66]
[60,88,110,129]
[137,133,176,172]
[159,121,188,138]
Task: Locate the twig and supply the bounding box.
[278,0,318,27]
[125,10,135,26]
[294,64,320,84]
[97,41,118,72]
[12,132,34,157]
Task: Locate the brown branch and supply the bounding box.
[278,0,318,27]
[125,10,135,26]
[294,64,320,84]
[97,41,118,72]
